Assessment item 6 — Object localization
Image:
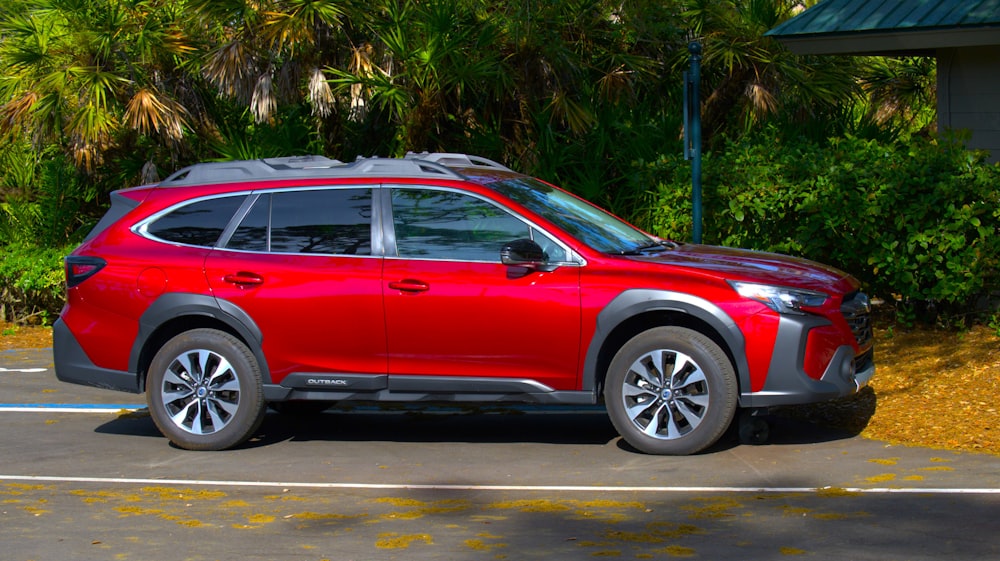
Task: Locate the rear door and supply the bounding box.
[205,187,386,384]
[381,186,582,391]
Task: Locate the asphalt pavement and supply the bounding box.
[2,347,998,560]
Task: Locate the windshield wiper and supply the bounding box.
[619,241,671,256]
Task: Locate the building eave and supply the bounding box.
[774,25,1000,56]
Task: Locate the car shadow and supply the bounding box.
[253,405,621,448]
[94,398,874,453]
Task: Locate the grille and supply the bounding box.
[841,292,873,348]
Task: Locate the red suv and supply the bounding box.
[54,153,873,454]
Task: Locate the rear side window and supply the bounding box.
[146,196,246,247]
[227,188,372,255]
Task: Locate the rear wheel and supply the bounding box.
[605,327,737,455]
[146,329,265,451]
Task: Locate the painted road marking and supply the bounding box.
[0,403,605,414]
[0,404,144,413]
[0,367,47,373]
[0,474,997,495]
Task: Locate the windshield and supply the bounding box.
[489,177,659,254]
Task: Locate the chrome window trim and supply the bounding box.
[134,185,378,258]
[382,183,585,267]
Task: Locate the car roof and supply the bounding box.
[157,153,520,188]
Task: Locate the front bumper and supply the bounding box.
[740,314,874,408]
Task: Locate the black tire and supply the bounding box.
[604,326,737,455]
[146,329,265,451]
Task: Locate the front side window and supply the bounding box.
[391,188,530,262]
[490,177,655,254]
[226,188,372,255]
[145,196,246,247]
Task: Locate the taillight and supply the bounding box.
[65,256,106,287]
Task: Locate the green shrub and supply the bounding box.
[0,146,92,324]
[0,243,70,324]
[635,130,1000,321]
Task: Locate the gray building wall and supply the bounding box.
[938,45,1000,163]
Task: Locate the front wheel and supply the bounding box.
[146,329,265,451]
[605,327,737,455]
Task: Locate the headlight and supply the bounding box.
[728,281,828,315]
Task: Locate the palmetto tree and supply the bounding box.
[191,0,350,124]
[327,0,666,163]
[325,0,511,154]
[0,0,198,173]
[861,56,936,133]
[488,0,663,161]
[681,0,866,141]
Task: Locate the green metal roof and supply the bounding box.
[765,0,1000,54]
[767,0,1000,36]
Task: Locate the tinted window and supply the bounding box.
[227,189,372,255]
[147,196,245,247]
[226,195,269,252]
[392,189,530,261]
[490,177,653,254]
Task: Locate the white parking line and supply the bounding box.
[0,367,47,373]
[0,404,144,413]
[0,474,997,494]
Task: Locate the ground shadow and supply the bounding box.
[771,386,879,436]
[93,397,874,453]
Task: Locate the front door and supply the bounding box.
[382,186,581,391]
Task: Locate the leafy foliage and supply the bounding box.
[0,243,69,323]
[637,130,1000,321]
[0,0,993,325]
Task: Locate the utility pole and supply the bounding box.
[684,42,703,244]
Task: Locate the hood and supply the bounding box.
[634,243,856,293]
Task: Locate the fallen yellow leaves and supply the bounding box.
[782,325,1000,456]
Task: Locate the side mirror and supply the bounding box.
[501,239,552,271]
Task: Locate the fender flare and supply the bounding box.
[128,293,271,385]
[582,289,750,397]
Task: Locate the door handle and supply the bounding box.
[224,272,264,286]
[388,279,429,293]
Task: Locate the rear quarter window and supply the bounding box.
[145,196,246,247]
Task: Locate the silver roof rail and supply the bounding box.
[350,155,465,179]
[405,152,513,172]
[159,153,508,187]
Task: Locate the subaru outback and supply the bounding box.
[53,153,874,455]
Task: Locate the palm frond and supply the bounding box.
[547,92,595,134]
[250,72,276,123]
[0,92,39,135]
[307,67,334,118]
[124,87,189,141]
[204,40,256,100]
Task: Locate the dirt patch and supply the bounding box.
[3,322,997,455]
[1,323,53,351]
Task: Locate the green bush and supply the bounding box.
[0,243,70,324]
[635,130,1000,321]
[0,146,90,324]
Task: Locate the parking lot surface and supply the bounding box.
[2,347,998,560]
